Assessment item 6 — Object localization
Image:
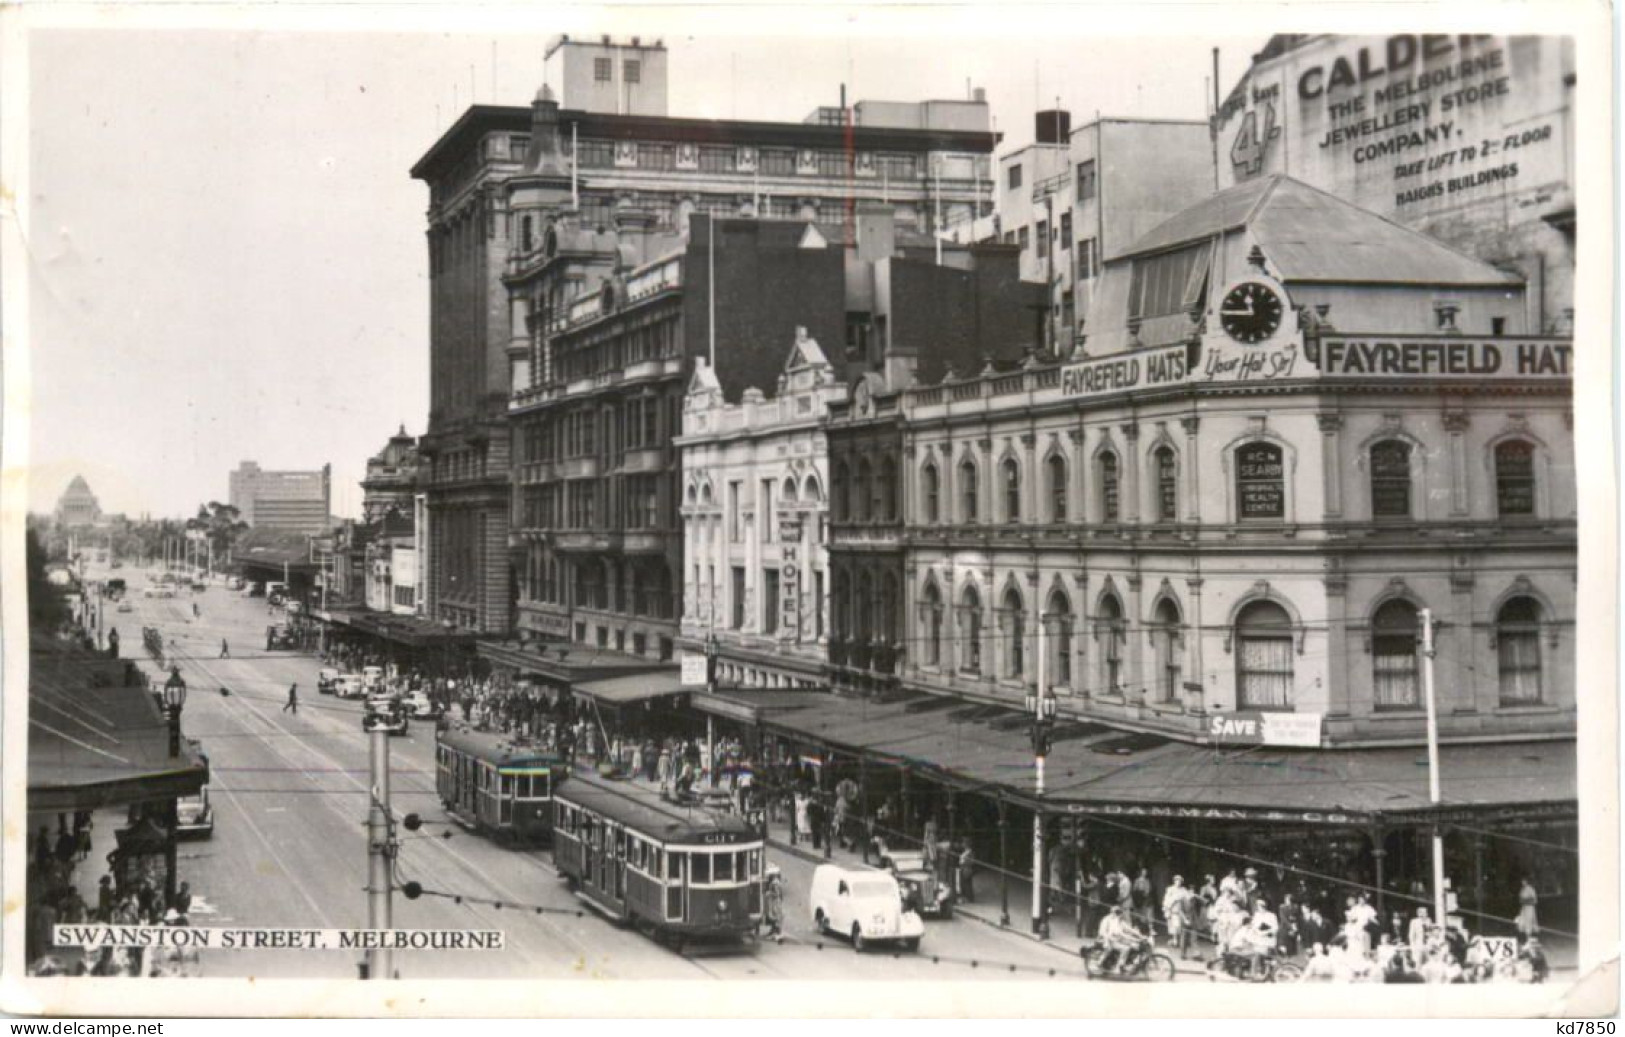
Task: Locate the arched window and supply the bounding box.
[1048,454,1068,523]
[1153,598,1183,703]
[923,582,944,666]
[685,483,698,506]
[1002,458,1022,523]
[803,474,822,504]
[877,457,897,523]
[959,585,983,675]
[1099,452,1120,523]
[1001,586,1026,680]
[880,573,900,646]
[1154,446,1178,522]
[831,569,849,641]
[1235,600,1294,709]
[1496,440,1536,517]
[782,477,799,504]
[1372,599,1420,709]
[1370,440,1413,519]
[959,456,979,524]
[856,570,874,641]
[922,463,941,524]
[1236,441,1286,520]
[833,461,851,522]
[856,458,873,522]
[521,214,534,252]
[1497,597,1543,704]
[1046,589,1073,689]
[700,483,713,506]
[1096,593,1124,695]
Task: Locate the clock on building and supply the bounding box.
[1218,281,1286,344]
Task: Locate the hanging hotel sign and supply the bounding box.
[1059,345,1191,399]
[1209,711,1324,747]
[1316,336,1572,380]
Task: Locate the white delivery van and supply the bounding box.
[808,863,924,952]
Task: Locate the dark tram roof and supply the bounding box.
[438,725,566,769]
[556,772,759,845]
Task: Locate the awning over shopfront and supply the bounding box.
[574,669,689,706]
[335,609,477,649]
[478,639,668,688]
[691,687,835,725]
[750,691,1576,827]
[29,642,210,814]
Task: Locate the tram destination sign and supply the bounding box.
[1316,335,1572,380]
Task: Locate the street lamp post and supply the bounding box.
[1025,641,1056,940]
[161,667,188,907]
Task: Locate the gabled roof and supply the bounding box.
[1121,175,1522,287]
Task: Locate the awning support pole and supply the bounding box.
[998,796,1010,927]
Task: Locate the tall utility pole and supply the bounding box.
[366,728,395,980]
[1420,608,1447,928]
[1028,619,1054,938]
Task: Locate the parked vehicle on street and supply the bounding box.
[403,689,441,718]
[884,849,953,919]
[317,667,339,694]
[362,696,409,736]
[809,864,924,952]
[265,625,298,650]
[333,674,366,700]
[362,665,385,692]
[175,788,215,839]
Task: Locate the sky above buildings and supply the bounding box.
[19,6,1266,519]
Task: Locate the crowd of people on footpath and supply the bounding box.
[25,811,201,977]
[1081,861,1552,984]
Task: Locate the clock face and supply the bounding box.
[1219,282,1285,344]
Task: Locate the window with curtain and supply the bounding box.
[1372,599,1420,709]
[1129,242,1208,318]
[1497,597,1543,704]
[923,463,940,524]
[1002,587,1025,680]
[1048,454,1068,522]
[960,457,978,523]
[1003,458,1021,523]
[1235,600,1294,709]
[923,583,944,666]
[1496,440,1536,517]
[1154,598,1183,703]
[960,587,983,675]
[1155,446,1178,522]
[1047,591,1073,688]
[1096,593,1124,696]
[1370,440,1413,518]
[1100,452,1120,523]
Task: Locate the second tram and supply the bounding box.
[435,726,568,845]
[553,773,764,948]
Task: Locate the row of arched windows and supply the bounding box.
[914,436,1546,526]
[914,582,1550,710]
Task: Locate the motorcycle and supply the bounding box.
[1080,940,1176,982]
[1206,949,1303,983]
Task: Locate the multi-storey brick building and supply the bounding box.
[411,44,1000,637]
[227,461,331,534]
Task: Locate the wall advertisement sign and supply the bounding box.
[1059,345,1191,399]
[1209,710,1324,747]
[680,651,709,688]
[1214,35,1570,222]
[1315,336,1573,380]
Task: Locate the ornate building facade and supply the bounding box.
[887,174,1574,748]
[677,330,844,688]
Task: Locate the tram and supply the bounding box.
[553,773,764,948]
[434,726,568,845]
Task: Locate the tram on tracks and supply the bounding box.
[552,772,764,949]
[434,725,568,846]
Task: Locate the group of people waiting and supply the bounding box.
[25,811,200,977]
